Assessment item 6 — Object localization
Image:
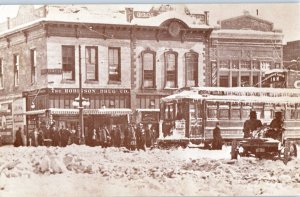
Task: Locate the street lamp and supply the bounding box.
[71,45,91,144]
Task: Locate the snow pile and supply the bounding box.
[0,145,299,196]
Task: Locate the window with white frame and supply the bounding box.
[0,58,3,88]
[164,51,177,88]
[142,49,156,88]
[13,54,20,86]
[185,52,198,87]
[31,49,37,83]
[85,46,98,81]
[108,47,121,82]
[62,46,75,81]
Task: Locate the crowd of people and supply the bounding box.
[13,121,158,151]
[87,123,158,150]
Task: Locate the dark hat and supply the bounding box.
[250,111,257,118]
[275,111,282,117]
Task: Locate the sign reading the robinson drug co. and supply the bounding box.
[50,88,130,95]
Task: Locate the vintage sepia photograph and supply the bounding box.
[0,3,299,196]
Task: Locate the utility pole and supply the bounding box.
[78,45,84,144]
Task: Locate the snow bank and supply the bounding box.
[0,145,299,196]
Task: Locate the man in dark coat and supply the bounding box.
[243,111,262,138]
[14,127,23,147]
[114,125,122,147]
[268,111,285,140]
[52,126,61,146]
[212,122,223,150]
[128,124,136,151]
[100,125,110,148]
[136,123,146,151]
[145,124,154,148]
[61,127,70,147]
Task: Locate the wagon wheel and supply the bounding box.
[288,143,298,158]
[283,140,297,164]
[231,140,238,160]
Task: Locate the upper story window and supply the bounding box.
[85,46,98,81]
[62,45,75,81]
[232,60,239,69]
[185,52,199,87]
[164,50,178,88]
[108,47,121,82]
[219,60,230,69]
[142,49,156,88]
[0,58,3,89]
[241,60,251,70]
[31,49,37,84]
[13,54,20,86]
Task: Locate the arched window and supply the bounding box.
[185,52,198,87]
[141,49,156,88]
[164,50,178,88]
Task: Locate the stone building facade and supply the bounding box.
[209,11,283,88]
[0,5,212,143]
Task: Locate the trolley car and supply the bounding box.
[158,87,300,151]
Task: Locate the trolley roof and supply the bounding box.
[161,87,300,104]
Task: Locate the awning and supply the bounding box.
[24,109,46,115]
[136,108,160,112]
[25,108,133,116]
[84,108,132,115]
[49,108,78,115]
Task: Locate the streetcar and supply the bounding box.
[158,87,300,151]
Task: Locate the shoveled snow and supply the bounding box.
[0,145,299,196]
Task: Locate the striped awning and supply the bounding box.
[49,108,78,115]
[84,108,132,115]
[48,108,132,116]
[24,109,46,115]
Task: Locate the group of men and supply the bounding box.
[211,110,285,150]
[243,110,285,140]
[28,122,77,147]
[87,123,157,150]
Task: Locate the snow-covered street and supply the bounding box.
[0,145,299,196]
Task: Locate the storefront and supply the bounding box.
[0,96,26,145]
[135,109,160,138]
[0,102,13,144]
[23,88,132,136]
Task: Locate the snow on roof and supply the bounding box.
[190,86,300,95]
[46,5,129,25]
[0,4,212,37]
[264,69,288,75]
[132,10,212,29]
[0,18,45,37]
[162,87,300,104]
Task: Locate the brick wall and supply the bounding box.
[0,27,47,96]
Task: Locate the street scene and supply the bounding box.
[0,3,300,196]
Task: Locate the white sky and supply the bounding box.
[0,4,299,43]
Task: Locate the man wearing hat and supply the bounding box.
[136,123,146,151]
[243,111,263,138]
[268,111,284,140]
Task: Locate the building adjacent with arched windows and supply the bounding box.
[130,5,212,126]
